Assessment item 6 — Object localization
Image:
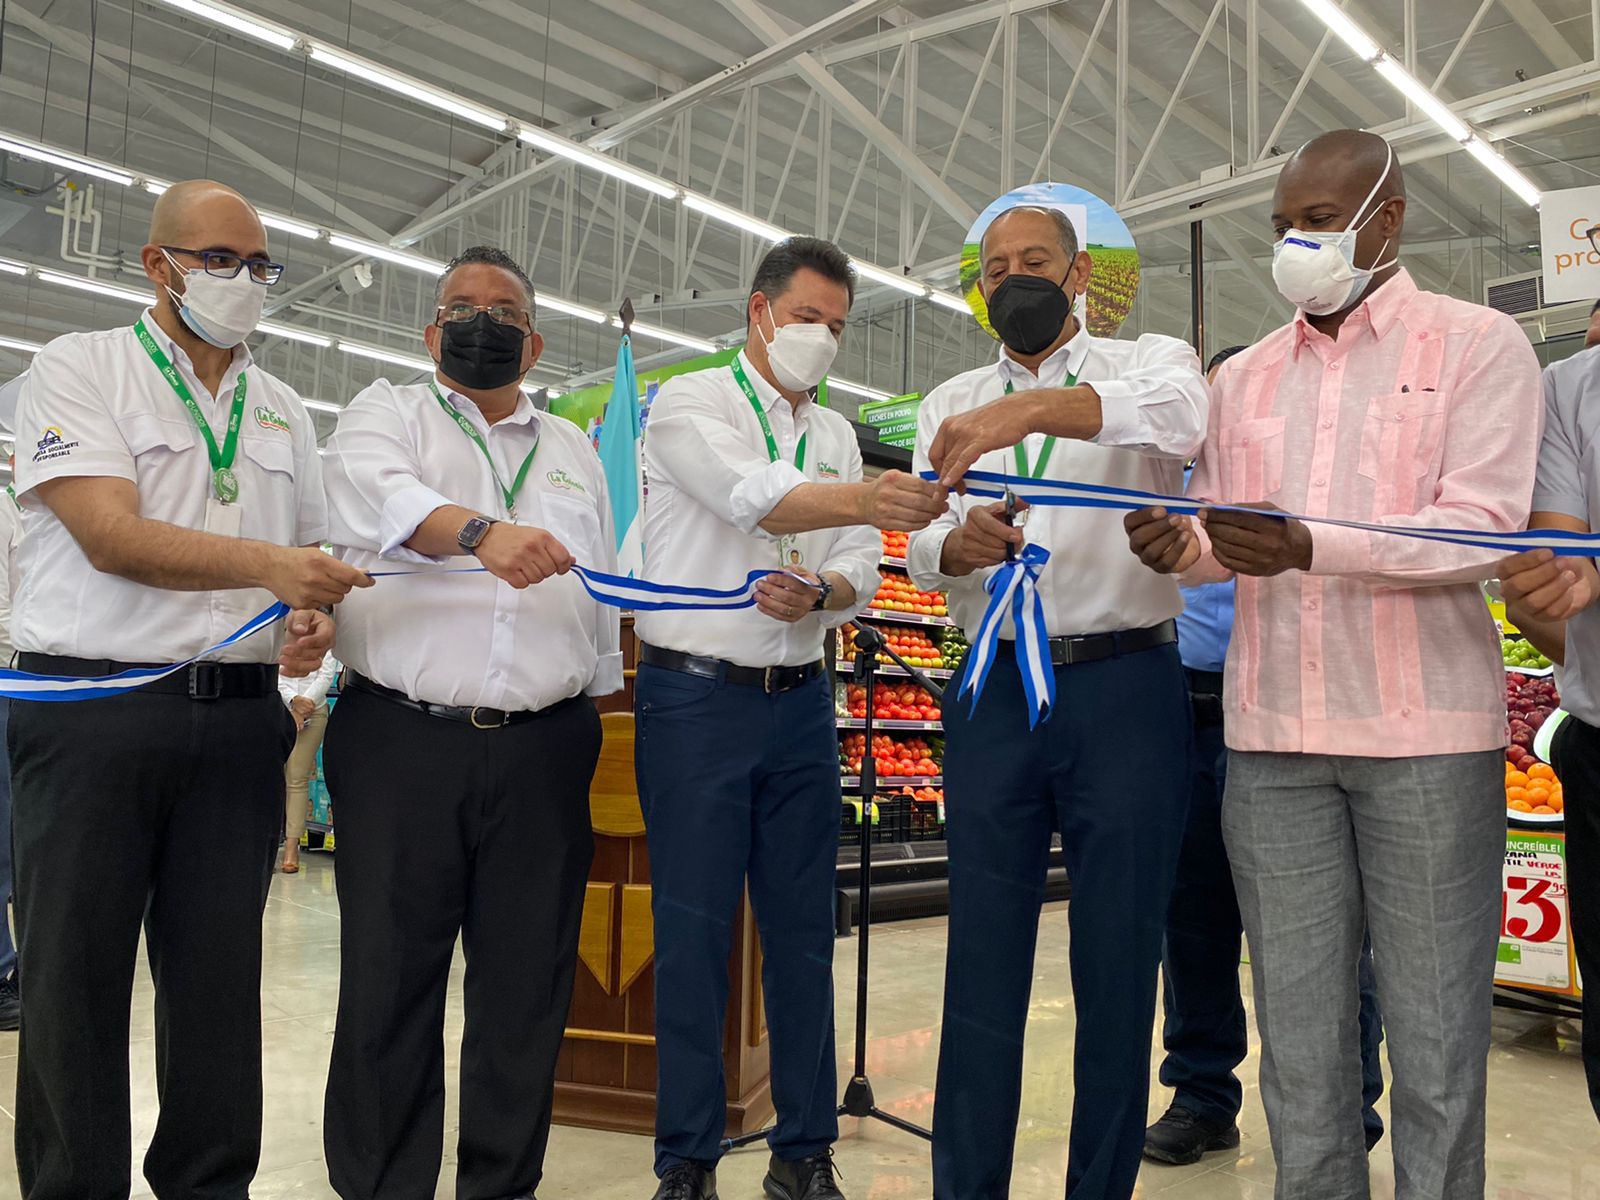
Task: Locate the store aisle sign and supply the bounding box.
[1496,830,1578,995]
[1539,185,1600,304]
[859,393,923,451]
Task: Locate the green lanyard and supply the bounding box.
[430,383,540,520]
[4,485,16,509]
[731,358,807,471]
[134,317,247,503]
[1003,365,1078,480]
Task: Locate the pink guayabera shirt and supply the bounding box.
[1186,269,1542,757]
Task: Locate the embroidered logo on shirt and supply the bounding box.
[32,427,79,463]
[817,460,841,479]
[546,469,587,494]
[254,406,292,433]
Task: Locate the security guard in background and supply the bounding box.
[9,179,369,1200]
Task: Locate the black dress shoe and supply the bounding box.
[1142,1105,1241,1165]
[763,1149,845,1200]
[651,1163,717,1200]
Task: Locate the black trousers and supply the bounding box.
[9,689,294,1200]
[321,685,601,1200]
[1548,714,1600,1121]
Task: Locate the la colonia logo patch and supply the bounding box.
[255,406,291,433]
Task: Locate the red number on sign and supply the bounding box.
[1504,875,1563,943]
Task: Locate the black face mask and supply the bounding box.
[439,312,527,390]
[987,271,1073,356]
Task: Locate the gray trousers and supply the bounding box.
[1222,750,1504,1200]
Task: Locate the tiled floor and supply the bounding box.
[0,853,1593,1198]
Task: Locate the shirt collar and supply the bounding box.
[996,320,1093,385]
[432,374,540,433]
[736,349,803,414]
[139,307,255,374]
[1292,267,1418,356]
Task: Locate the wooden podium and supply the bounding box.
[553,647,775,1137]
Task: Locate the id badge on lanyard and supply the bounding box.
[204,497,243,538]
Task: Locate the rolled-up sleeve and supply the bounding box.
[816,437,881,629]
[907,389,965,593]
[644,377,802,539]
[323,381,451,564]
[1089,333,1209,459]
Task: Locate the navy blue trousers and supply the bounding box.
[932,643,1191,1200]
[1159,711,1387,1147]
[635,663,841,1176]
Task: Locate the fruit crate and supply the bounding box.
[840,795,912,844]
[909,797,945,842]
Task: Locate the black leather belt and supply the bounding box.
[639,643,824,694]
[343,671,560,729]
[1043,619,1178,667]
[16,653,278,700]
[1184,668,1226,728]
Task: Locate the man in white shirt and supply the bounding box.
[907,205,1207,1200]
[276,650,339,874]
[321,244,621,1200]
[10,179,368,1200]
[0,466,19,1030]
[636,237,946,1200]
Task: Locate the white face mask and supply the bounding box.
[163,251,266,348]
[1271,144,1398,317]
[757,306,839,391]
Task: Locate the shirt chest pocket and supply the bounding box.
[122,412,197,471]
[1218,417,1286,501]
[236,433,298,516]
[538,491,604,563]
[1357,391,1449,485]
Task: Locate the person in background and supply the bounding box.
[321,245,620,1200]
[1144,346,1387,1166]
[9,179,366,1200]
[1494,332,1600,1122]
[0,456,20,1030]
[910,203,1208,1200]
[1586,298,1600,350]
[1125,129,1541,1199]
[277,651,339,874]
[635,236,941,1200]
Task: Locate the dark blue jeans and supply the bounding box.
[0,697,16,981]
[635,663,841,1176]
[1159,709,1386,1146]
[932,643,1191,1200]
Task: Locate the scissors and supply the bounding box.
[1002,487,1027,562]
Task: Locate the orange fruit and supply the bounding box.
[1507,787,1531,806]
[1548,795,1565,813]
[1510,800,1535,813]
[1528,764,1556,782]
[1533,805,1557,815]
[1529,783,1552,800]
[1507,771,1531,790]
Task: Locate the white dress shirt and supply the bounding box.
[909,327,1208,639]
[0,492,21,664]
[11,311,327,663]
[279,652,339,708]
[324,376,622,710]
[635,351,880,668]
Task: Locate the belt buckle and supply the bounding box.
[188,662,223,701]
[764,666,781,694]
[470,706,510,730]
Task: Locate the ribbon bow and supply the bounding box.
[961,542,1055,728]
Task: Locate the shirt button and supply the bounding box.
[1306,661,1319,672]
[1321,419,1334,430]
[1314,478,1327,487]
[1306,599,1318,611]
[1401,707,1411,717]
[1330,361,1343,371]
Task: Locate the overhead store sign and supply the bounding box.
[859,394,923,450]
[1539,185,1600,304]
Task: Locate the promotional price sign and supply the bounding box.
[1539,185,1600,305]
[1496,830,1577,995]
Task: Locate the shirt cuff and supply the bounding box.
[1306,522,1372,577]
[378,483,456,564]
[816,554,879,629]
[729,461,810,537]
[1087,380,1140,448]
[907,525,962,594]
[586,652,625,697]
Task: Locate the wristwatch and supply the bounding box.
[810,575,834,612]
[457,515,500,555]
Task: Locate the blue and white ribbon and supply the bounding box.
[3,565,817,703]
[962,543,1054,728]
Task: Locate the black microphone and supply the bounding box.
[850,624,946,700]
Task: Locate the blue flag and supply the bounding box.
[597,334,643,577]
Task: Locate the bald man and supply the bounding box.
[11,179,368,1199]
[1125,130,1542,1197]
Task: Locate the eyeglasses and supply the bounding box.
[436,302,531,329]
[163,246,285,285]
[1587,225,1600,256]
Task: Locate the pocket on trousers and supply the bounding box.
[636,666,719,717]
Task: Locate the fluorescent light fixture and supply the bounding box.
[1372,57,1472,142]
[337,341,436,374]
[1298,0,1381,61]
[0,135,135,188]
[140,178,171,195]
[682,193,790,243]
[1464,137,1543,207]
[257,321,332,348]
[852,260,928,297]
[151,0,297,51]
[627,320,718,354]
[0,336,44,354]
[546,388,562,398]
[828,377,893,402]
[260,212,322,240]
[37,270,150,304]
[517,128,678,199]
[308,45,506,133]
[0,259,27,276]
[927,289,971,313]
[537,295,609,325]
[328,234,444,275]
[301,399,343,413]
